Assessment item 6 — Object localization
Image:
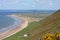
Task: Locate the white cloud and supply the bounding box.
[1,0,21,4]
[0,0,60,10]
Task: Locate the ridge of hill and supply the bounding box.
[25,10,60,40]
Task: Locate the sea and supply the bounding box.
[0,10,56,15]
[0,15,22,33]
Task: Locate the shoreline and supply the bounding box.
[0,15,21,34]
[0,15,28,40]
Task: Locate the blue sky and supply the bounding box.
[0,0,60,10]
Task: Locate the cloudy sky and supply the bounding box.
[0,0,60,10]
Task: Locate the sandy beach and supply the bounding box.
[0,15,28,40]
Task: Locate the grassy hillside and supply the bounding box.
[4,10,60,40]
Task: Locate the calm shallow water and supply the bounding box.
[0,15,21,33]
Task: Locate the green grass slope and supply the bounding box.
[4,10,60,40]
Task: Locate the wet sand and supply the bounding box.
[0,15,28,40]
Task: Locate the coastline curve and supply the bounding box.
[0,15,28,40]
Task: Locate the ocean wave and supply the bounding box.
[0,15,22,33]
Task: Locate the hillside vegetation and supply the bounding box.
[4,10,60,40]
